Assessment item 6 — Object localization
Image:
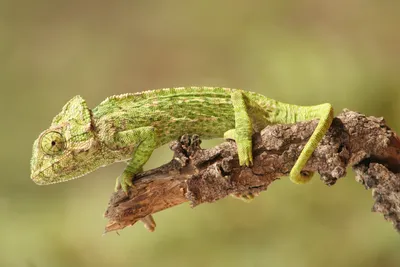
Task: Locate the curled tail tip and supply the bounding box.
[290,171,314,184]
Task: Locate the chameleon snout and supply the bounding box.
[30,170,48,185]
[31,175,44,185]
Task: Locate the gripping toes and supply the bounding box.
[225,129,253,166]
[230,192,257,202]
[237,139,253,166]
[115,172,134,193]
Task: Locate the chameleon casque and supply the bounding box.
[30,87,334,193]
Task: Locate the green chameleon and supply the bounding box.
[30,87,333,192]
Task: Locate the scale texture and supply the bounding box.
[30,87,333,191]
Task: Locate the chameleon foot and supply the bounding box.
[114,173,134,193]
[230,192,257,203]
[237,139,253,167]
[289,170,314,184]
[224,129,253,167]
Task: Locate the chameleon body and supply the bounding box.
[30,87,333,192]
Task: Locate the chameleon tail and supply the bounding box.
[289,103,334,184]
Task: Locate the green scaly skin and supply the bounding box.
[30,87,333,193]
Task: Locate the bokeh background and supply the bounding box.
[1,1,400,266]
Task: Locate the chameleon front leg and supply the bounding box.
[224,90,254,166]
[114,126,157,192]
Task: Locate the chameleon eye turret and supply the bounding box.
[40,131,65,155]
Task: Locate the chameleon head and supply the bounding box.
[30,95,101,185]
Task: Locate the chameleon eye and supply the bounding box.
[40,131,65,155]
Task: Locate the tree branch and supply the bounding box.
[103,110,400,233]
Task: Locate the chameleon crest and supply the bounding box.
[31,96,101,185]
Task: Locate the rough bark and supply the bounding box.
[103,110,400,234]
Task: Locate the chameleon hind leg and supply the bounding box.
[289,103,334,184]
[224,90,254,166]
[113,126,157,192]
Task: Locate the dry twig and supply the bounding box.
[104,110,400,233]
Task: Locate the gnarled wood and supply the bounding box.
[104,110,400,234]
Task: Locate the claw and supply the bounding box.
[120,181,130,195]
[115,173,134,194]
[231,192,256,202]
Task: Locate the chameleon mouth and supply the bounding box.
[31,175,47,185]
[30,171,73,185]
[30,169,53,185]
[30,150,75,185]
[30,162,100,185]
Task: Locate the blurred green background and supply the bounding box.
[1,1,400,266]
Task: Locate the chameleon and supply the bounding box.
[30,87,333,193]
